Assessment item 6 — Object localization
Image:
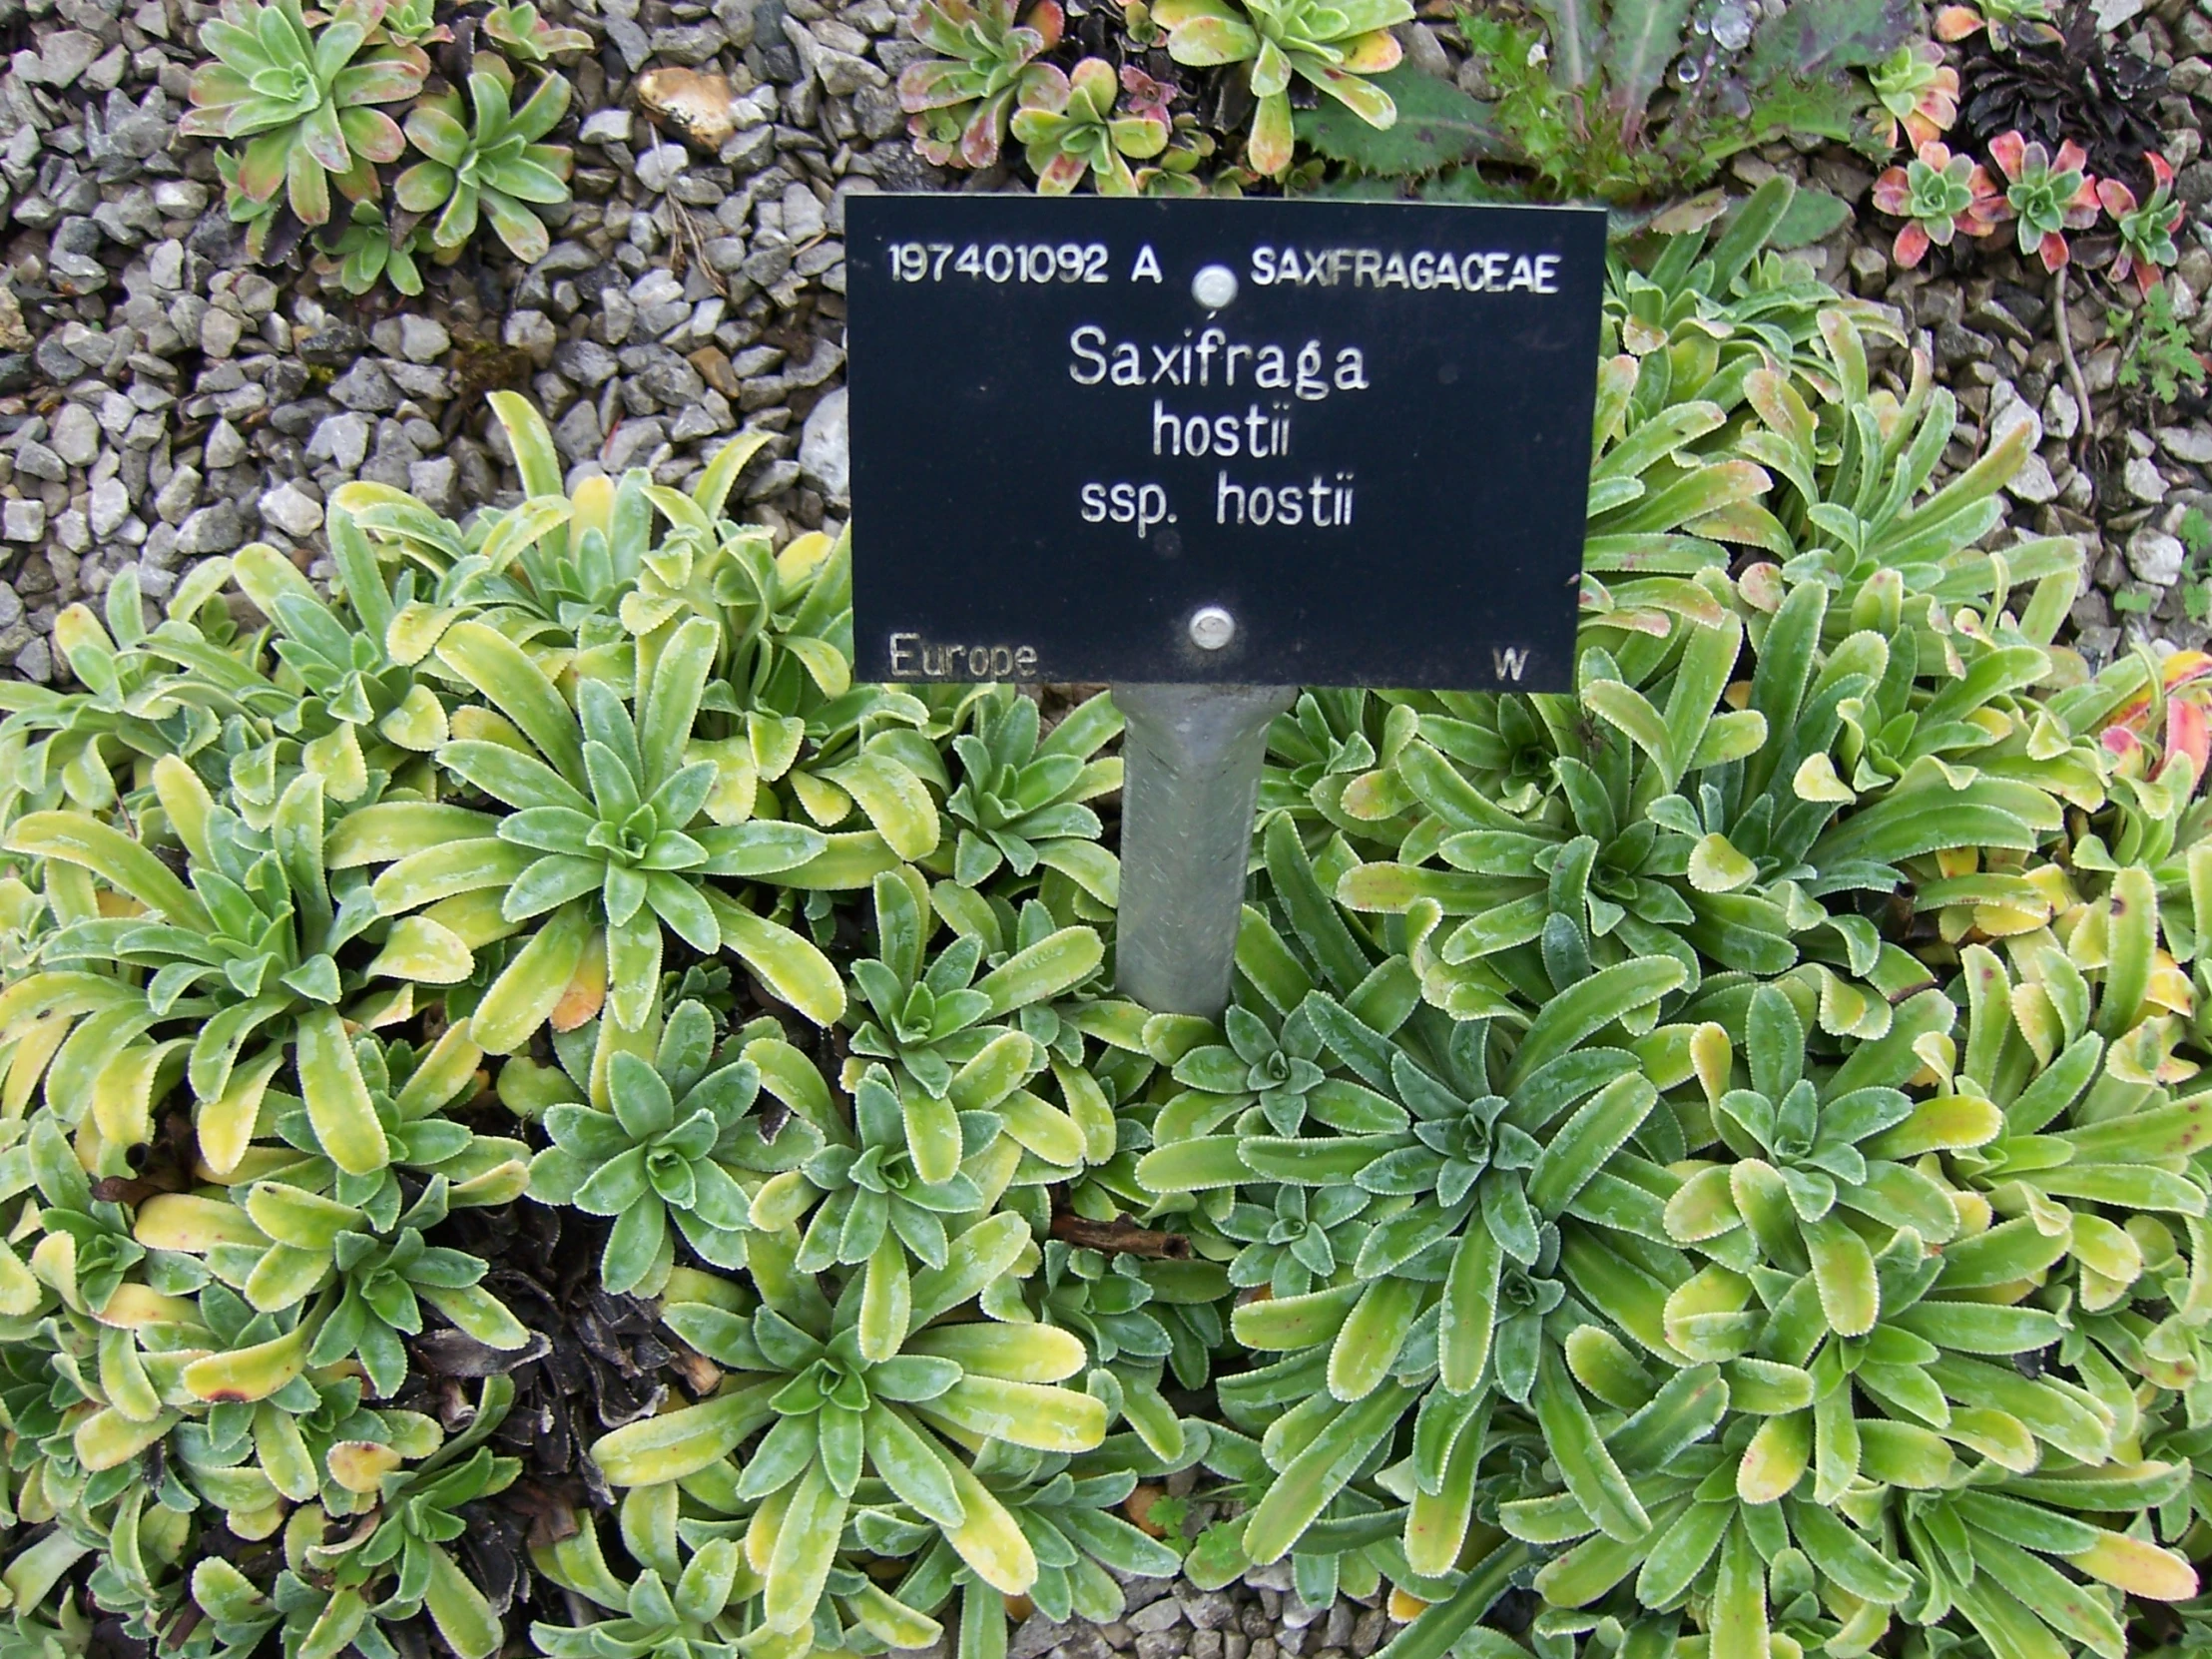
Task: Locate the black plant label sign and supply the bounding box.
[845,195,1607,691]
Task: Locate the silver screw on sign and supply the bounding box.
[1188,606,1236,650]
[1191,265,1238,308]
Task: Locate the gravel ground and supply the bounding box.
[990,1561,1413,1659]
[1,0,2211,679]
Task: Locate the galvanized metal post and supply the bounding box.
[1111,682,1297,1019]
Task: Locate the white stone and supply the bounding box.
[200,307,243,359]
[630,268,686,307]
[3,499,46,541]
[503,310,558,365]
[799,387,848,503]
[1989,381,2043,453]
[783,182,827,243]
[204,418,247,470]
[398,315,450,363]
[2007,452,2060,503]
[2130,526,2187,585]
[145,239,185,290]
[307,412,369,472]
[2126,455,2169,503]
[636,143,690,194]
[409,457,458,514]
[2092,0,2143,27]
[580,109,634,145]
[260,480,324,538]
[22,29,99,83]
[49,402,99,468]
[2043,383,2080,441]
[2160,424,2212,465]
[90,476,130,539]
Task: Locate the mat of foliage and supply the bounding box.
[3,182,2212,1659]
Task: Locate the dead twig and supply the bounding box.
[2053,266,2094,463]
[1049,1211,1194,1259]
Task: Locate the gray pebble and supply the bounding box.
[204,418,247,470]
[744,243,794,286]
[14,638,52,684]
[555,337,621,386]
[90,477,131,539]
[260,480,323,538]
[505,310,560,366]
[1321,1604,1354,1650]
[605,12,652,67]
[636,144,691,195]
[409,457,458,515]
[755,0,802,78]
[178,501,245,556]
[604,416,668,471]
[637,353,706,404]
[2162,425,2212,466]
[1180,1593,1237,1634]
[671,400,728,442]
[651,22,728,62]
[153,464,201,524]
[25,29,103,84]
[2125,455,2170,505]
[151,181,207,218]
[297,323,369,365]
[555,400,604,464]
[1128,1600,1186,1636]
[783,181,828,241]
[723,124,777,172]
[581,110,635,145]
[233,274,279,317]
[307,412,370,472]
[799,384,847,502]
[398,315,450,363]
[328,360,400,412]
[3,499,48,542]
[384,361,450,400]
[2130,526,2187,586]
[852,82,902,140]
[1012,1616,1081,1659]
[14,442,66,483]
[200,307,243,359]
[51,404,101,468]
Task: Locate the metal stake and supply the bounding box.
[1111,681,1297,1019]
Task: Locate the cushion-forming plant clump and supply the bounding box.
[3,180,2212,1659]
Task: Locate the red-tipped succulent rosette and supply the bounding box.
[1988,130,2101,274]
[2098,152,2188,296]
[1873,140,2005,270]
